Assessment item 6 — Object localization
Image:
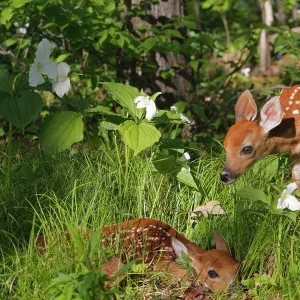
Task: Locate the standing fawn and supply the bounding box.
[101,218,239,292]
[221,85,300,190]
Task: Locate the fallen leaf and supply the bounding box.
[191,201,226,225]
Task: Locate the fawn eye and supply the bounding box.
[242,146,253,155]
[208,269,219,279]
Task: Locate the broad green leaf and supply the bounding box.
[237,187,269,205]
[1,8,14,22]
[176,167,198,190]
[182,20,197,30]
[152,154,181,175]
[84,105,117,116]
[40,111,84,155]
[99,120,118,130]
[101,82,144,119]
[0,69,13,96]
[139,37,157,52]
[0,91,43,131]
[14,72,30,94]
[62,282,73,300]
[12,0,32,8]
[165,29,183,38]
[172,101,187,114]
[118,120,161,155]
[55,53,70,63]
[161,139,185,154]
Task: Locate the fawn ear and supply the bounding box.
[259,96,283,132]
[213,231,229,253]
[172,237,189,258]
[235,90,257,122]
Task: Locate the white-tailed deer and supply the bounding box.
[37,218,239,292]
[101,218,239,292]
[221,85,300,190]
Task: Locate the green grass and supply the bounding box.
[0,141,299,299]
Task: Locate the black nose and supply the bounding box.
[220,171,230,183]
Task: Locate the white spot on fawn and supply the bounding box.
[293,110,299,115]
[286,107,290,111]
[289,101,293,105]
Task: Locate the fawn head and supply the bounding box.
[173,230,239,292]
[221,90,283,184]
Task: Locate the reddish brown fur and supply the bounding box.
[37,218,239,292]
[223,85,300,185]
[101,218,239,292]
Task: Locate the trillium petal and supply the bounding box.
[280,189,288,199]
[57,62,70,77]
[286,182,297,194]
[52,77,70,98]
[145,99,156,120]
[36,39,53,64]
[277,197,288,209]
[170,106,178,112]
[180,113,191,123]
[134,95,149,104]
[285,195,300,211]
[41,61,58,80]
[136,101,148,109]
[178,152,191,162]
[29,62,45,87]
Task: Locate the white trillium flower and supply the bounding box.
[134,95,157,120]
[52,62,71,98]
[180,113,191,123]
[29,38,58,87]
[18,27,27,34]
[277,182,300,211]
[241,67,251,78]
[170,106,178,112]
[178,152,191,162]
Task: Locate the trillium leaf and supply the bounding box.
[0,69,13,96]
[152,154,181,175]
[101,82,144,119]
[176,167,198,190]
[118,120,161,155]
[0,90,43,131]
[237,188,270,205]
[40,111,84,155]
[99,120,118,131]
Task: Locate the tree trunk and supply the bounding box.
[276,0,286,25]
[292,4,297,20]
[118,0,194,107]
[221,14,231,49]
[259,0,274,75]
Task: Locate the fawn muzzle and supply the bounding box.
[220,170,236,184]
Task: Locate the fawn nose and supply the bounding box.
[220,171,230,183]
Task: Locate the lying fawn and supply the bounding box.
[101,218,239,292]
[37,218,239,292]
[221,85,300,189]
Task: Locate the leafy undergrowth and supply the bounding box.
[0,142,299,299]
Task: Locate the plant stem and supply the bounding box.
[276,216,283,285]
[6,121,13,194]
[150,176,164,218]
[123,145,130,198]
